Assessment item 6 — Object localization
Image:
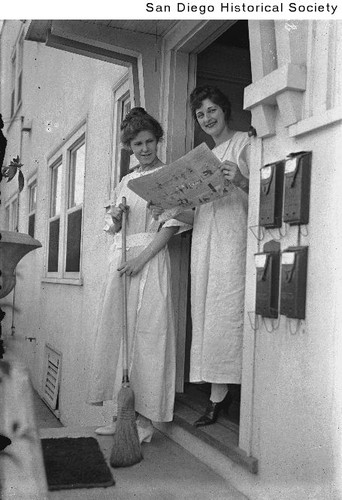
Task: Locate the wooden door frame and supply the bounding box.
[159,20,256,456]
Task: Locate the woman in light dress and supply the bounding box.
[87,107,189,442]
[151,86,251,426]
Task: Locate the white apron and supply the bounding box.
[190,132,250,384]
[87,170,186,422]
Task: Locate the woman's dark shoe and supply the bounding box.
[194,399,226,427]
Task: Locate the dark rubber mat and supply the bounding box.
[41,437,115,491]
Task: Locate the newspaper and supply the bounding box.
[127,142,232,211]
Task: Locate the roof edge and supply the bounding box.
[25,20,52,42]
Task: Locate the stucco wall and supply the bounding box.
[0,20,127,426]
[240,20,342,499]
[248,125,340,496]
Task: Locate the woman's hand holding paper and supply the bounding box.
[220,161,248,193]
[147,201,164,220]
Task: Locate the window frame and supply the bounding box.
[27,177,37,238]
[65,138,86,278]
[47,157,63,278]
[10,28,24,119]
[11,51,17,117]
[109,73,134,199]
[4,194,18,231]
[5,204,10,230]
[44,122,86,284]
[16,32,24,107]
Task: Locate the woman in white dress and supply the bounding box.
[151,86,250,426]
[87,108,189,442]
[188,86,250,426]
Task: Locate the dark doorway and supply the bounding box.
[174,20,252,447]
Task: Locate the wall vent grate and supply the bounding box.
[43,344,62,411]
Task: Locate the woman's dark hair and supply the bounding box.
[120,107,163,148]
[189,86,232,124]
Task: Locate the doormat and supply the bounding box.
[41,437,115,491]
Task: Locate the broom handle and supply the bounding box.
[121,196,129,384]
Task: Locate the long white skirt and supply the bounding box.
[87,234,176,422]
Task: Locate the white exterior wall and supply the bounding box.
[240,20,342,500]
[0,20,127,426]
[152,19,342,500]
[241,121,341,500]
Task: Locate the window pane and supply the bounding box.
[5,206,10,230]
[11,199,18,231]
[11,53,16,115]
[18,35,24,70]
[69,143,85,208]
[48,219,60,272]
[11,53,16,87]
[65,208,82,272]
[11,90,15,117]
[28,183,37,237]
[121,96,131,121]
[29,183,37,211]
[28,213,35,238]
[17,71,22,104]
[50,163,62,217]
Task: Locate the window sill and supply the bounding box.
[244,63,307,137]
[41,277,83,286]
[244,63,306,109]
[288,106,342,137]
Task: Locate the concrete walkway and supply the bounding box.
[39,426,248,500]
[32,392,247,499]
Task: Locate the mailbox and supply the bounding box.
[255,241,280,318]
[280,246,308,319]
[259,161,285,229]
[283,151,312,225]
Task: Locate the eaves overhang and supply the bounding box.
[25,19,179,44]
[25,20,52,42]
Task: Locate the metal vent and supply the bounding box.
[43,344,62,411]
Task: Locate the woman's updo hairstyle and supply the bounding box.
[120,107,164,149]
[189,86,232,124]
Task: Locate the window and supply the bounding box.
[120,94,131,123]
[48,160,62,273]
[10,31,24,118]
[111,75,134,193]
[17,34,24,106]
[65,141,85,273]
[5,205,10,230]
[28,180,37,238]
[11,52,16,117]
[4,196,18,231]
[46,123,86,281]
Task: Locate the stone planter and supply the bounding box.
[0,231,47,498]
[0,230,42,300]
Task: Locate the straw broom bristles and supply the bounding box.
[110,382,142,467]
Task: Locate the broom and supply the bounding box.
[110,196,143,468]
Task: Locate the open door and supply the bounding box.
[174,20,252,436]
